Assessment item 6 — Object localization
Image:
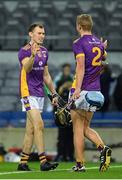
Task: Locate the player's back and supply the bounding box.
[76,35,105,91]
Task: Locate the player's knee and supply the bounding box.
[29,126,34,134]
[26,127,34,136]
[34,121,44,131]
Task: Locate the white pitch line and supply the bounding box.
[0,165,122,176]
[0,171,32,175]
[53,165,122,171]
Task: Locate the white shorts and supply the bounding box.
[69,90,97,112]
[21,96,44,112]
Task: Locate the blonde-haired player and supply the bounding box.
[70,14,112,172]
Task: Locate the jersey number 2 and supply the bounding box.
[92,47,102,66]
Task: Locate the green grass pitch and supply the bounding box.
[0,162,122,179]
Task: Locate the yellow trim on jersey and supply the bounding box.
[24,104,30,108]
[21,67,30,97]
[71,75,76,89]
[76,53,85,59]
[103,50,107,57]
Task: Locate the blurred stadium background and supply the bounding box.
[0,0,122,165]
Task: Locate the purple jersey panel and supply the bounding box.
[18,44,48,97]
[73,35,105,91]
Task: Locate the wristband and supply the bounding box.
[52,93,58,98]
[31,54,35,58]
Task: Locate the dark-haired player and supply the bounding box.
[17,23,58,171]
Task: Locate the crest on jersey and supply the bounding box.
[37,51,42,57]
[92,38,96,41]
[42,51,47,58]
[39,61,43,66]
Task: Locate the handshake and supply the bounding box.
[48,93,73,127]
[48,91,104,127]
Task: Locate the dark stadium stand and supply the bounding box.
[3,20,26,50]
[0,2,10,31]
[52,19,75,50]
[0,0,121,50]
[107,20,121,50]
[0,64,19,111]
[13,1,33,25]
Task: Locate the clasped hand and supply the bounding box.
[71,88,81,100]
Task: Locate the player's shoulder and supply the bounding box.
[19,44,31,53]
[18,44,31,57]
[22,43,31,50]
[91,35,103,44]
[73,38,80,44]
[73,37,84,47]
[41,45,48,51]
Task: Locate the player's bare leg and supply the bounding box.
[71,109,86,172]
[27,109,44,154]
[18,116,34,171]
[83,110,112,172]
[27,109,58,171]
[23,116,34,154]
[83,110,105,146]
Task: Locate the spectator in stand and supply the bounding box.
[100,64,113,112]
[55,63,74,162]
[113,72,122,111]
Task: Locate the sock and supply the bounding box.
[97,144,104,152]
[39,152,47,165]
[20,152,30,164]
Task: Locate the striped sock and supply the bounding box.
[20,152,30,164]
[39,152,47,165]
[97,144,104,152]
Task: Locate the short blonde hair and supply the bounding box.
[76,14,93,31]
